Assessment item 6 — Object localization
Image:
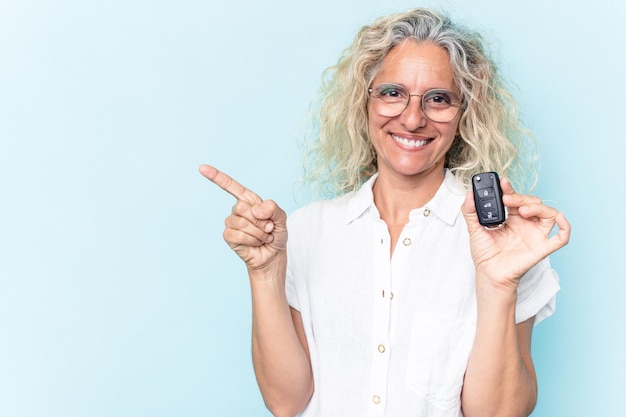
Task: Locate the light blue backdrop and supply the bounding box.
[1,0,623,416]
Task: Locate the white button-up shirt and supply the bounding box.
[286,171,560,417]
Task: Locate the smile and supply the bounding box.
[392,134,431,148]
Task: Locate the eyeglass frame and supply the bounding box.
[367,83,465,123]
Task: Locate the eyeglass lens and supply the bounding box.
[370,83,462,122]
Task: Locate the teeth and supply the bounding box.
[392,135,429,148]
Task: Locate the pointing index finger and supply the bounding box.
[199,164,262,204]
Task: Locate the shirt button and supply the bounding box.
[378,344,386,353]
[402,238,411,246]
[424,208,431,217]
[372,395,381,404]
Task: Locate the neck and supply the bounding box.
[373,168,445,226]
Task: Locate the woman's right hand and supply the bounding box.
[199,164,288,272]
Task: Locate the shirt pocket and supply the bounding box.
[405,314,476,411]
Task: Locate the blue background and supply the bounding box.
[1,0,623,415]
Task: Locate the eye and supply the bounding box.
[373,84,407,101]
[423,90,460,107]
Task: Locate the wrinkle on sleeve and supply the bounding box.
[286,260,299,311]
[285,208,306,312]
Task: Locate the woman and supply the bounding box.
[200,8,570,417]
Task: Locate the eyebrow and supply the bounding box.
[373,82,459,93]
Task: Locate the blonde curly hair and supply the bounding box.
[301,8,538,198]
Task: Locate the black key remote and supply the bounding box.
[472,172,506,229]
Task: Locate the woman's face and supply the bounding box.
[367,40,461,184]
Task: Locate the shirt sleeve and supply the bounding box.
[285,207,305,312]
[285,261,300,311]
[515,257,561,325]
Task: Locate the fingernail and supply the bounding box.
[264,222,274,232]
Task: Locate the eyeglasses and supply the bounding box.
[368,83,463,122]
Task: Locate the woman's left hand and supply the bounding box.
[461,177,571,291]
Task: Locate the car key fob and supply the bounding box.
[472,172,506,229]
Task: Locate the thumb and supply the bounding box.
[252,199,288,251]
[252,200,287,233]
[251,199,287,226]
[461,191,482,232]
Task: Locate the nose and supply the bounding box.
[399,94,428,131]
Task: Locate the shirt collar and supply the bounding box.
[420,169,467,226]
[344,170,467,226]
[345,173,378,224]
